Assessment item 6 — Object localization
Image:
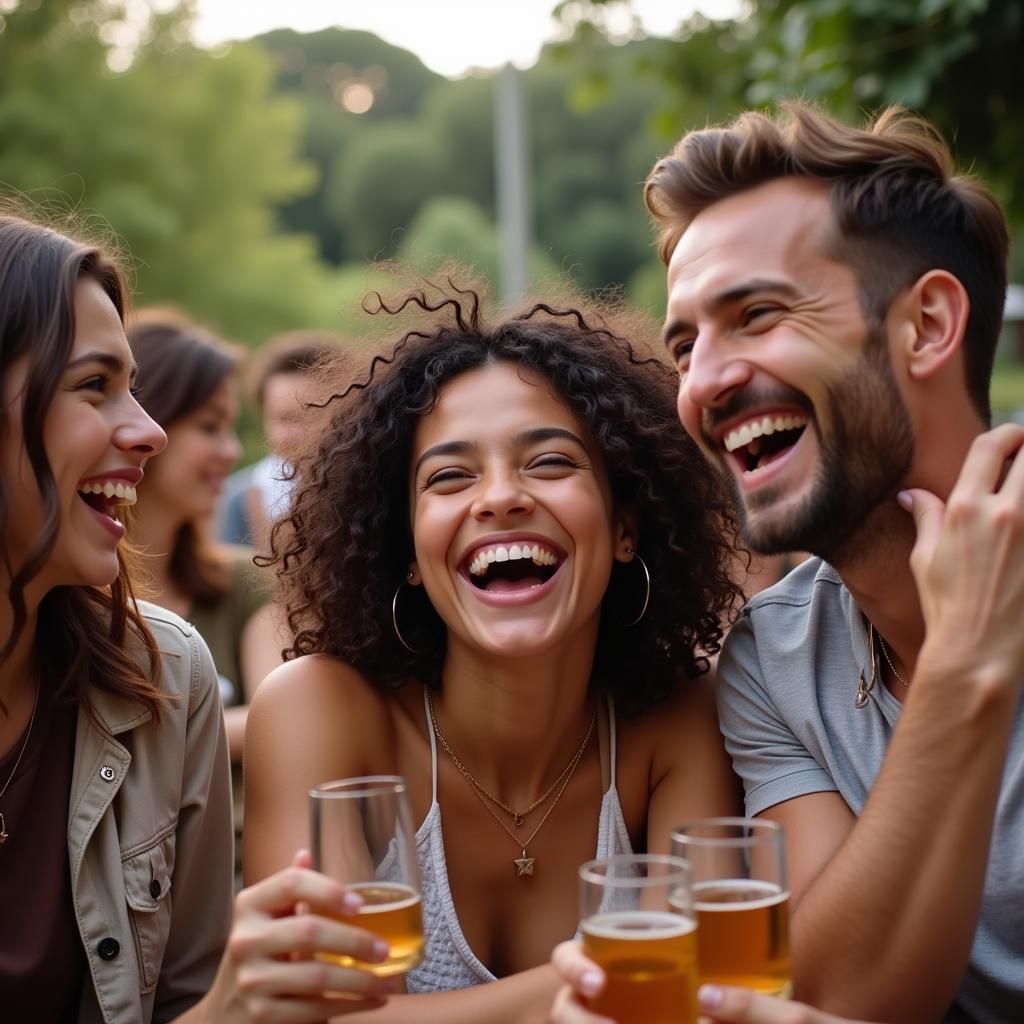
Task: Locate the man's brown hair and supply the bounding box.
[645,101,1009,422]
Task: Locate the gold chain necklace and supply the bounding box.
[427,690,595,826]
[427,692,596,877]
[0,684,40,845]
[877,634,910,690]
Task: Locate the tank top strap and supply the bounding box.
[605,692,617,788]
[422,688,439,802]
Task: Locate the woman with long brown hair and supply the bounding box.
[0,208,406,1022]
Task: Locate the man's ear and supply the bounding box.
[897,269,970,382]
[613,511,638,563]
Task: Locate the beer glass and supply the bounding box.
[671,817,790,997]
[310,775,423,976]
[579,853,699,1024]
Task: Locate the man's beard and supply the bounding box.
[720,326,915,566]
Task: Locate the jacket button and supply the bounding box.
[97,937,120,960]
[150,878,161,898]
[99,765,116,782]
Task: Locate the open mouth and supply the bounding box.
[77,481,138,523]
[723,413,808,474]
[465,542,563,594]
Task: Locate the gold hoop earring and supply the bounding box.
[622,548,650,628]
[391,571,421,654]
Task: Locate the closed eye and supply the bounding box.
[528,454,579,472]
[742,305,780,327]
[424,468,474,489]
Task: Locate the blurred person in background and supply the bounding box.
[217,330,345,550]
[0,209,396,1023]
[127,310,284,764]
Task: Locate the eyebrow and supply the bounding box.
[66,351,138,378]
[662,278,800,349]
[414,427,588,476]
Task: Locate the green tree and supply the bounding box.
[325,121,446,261]
[0,0,337,342]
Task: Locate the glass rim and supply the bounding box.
[579,853,691,888]
[671,816,784,848]
[309,774,408,800]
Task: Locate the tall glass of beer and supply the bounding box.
[309,775,423,976]
[670,817,790,997]
[579,854,699,1024]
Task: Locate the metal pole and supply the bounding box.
[494,62,531,304]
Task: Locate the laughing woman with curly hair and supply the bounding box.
[244,281,746,1021]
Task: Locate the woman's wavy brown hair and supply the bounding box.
[645,100,1009,423]
[127,309,241,605]
[269,282,742,715]
[0,211,163,719]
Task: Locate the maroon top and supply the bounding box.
[0,692,86,1021]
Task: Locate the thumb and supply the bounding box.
[898,487,945,551]
[291,847,313,869]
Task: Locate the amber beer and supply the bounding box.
[318,881,424,977]
[691,879,791,996]
[582,910,699,1024]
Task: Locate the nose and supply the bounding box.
[470,468,534,521]
[223,429,243,467]
[680,335,754,413]
[117,401,167,457]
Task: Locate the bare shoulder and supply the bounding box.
[247,654,399,776]
[625,672,723,773]
[244,655,404,881]
[624,669,742,839]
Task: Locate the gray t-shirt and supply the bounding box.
[717,557,1024,1024]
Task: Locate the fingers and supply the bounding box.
[551,939,605,998]
[229,993,389,1022]
[898,487,944,554]
[235,865,362,920]
[235,957,393,1000]
[229,911,388,965]
[291,847,314,869]
[550,984,614,1024]
[949,423,1024,497]
[697,985,849,1024]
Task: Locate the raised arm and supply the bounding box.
[756,426,1024,1022]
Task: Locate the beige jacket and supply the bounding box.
[71,603,233,1024]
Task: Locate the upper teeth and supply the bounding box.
[468,543,559,577]
[724,414,808,453]
[78,481,138,505]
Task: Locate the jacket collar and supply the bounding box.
[88,684,153,736]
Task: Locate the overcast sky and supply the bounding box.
[191,0,742,78]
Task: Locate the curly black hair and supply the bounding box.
[269,282,742,716]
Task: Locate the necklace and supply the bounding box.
[877,634,910,690]
[0,684,40,845]
[427,692,596,877]
[427,691,596,826]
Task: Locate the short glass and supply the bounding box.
[309,775,424,977]
[671,817,790,997]
[579,853,699,1024]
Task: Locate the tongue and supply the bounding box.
[485,576,545,593]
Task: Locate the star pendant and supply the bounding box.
[514,854,535,877]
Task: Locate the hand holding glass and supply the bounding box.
[310,775,424,976]
[579,853,699,1024]
[671,817,790,997]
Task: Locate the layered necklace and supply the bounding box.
[427,691,596,877]
[0,684,40,844]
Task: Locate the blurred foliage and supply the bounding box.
[3,0,1020,381]
[555,0,1024,229]
[0,0,344,341]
